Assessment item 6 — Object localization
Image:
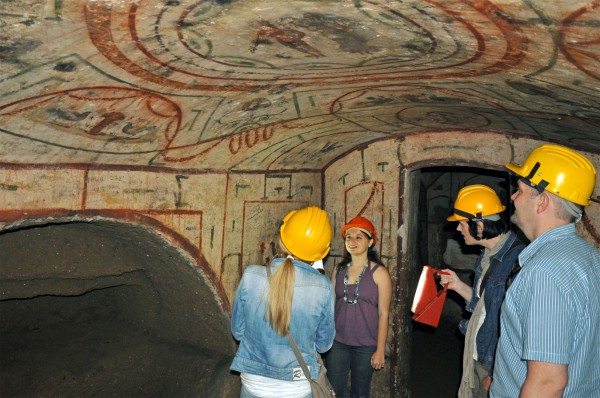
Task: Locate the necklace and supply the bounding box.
[343,262,369,305]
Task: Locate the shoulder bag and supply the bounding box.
[287,333,336,398]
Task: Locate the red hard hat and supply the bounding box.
[342,216,377,245]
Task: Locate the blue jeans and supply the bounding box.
[325,340,376,398]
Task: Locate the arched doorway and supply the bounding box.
[408,166,514,397]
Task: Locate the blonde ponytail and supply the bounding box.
[266,248,296,335]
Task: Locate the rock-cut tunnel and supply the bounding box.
[0,220,238,398]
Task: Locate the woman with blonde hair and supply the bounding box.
[230,206,336,398]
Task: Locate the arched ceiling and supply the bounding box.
[1,0,599,171]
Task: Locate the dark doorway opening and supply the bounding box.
[0,221,239,398]
[409,166,511,398]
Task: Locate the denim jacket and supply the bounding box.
[230,257,335,380]
[458,231,525,367]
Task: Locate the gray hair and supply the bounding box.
[549,192,583,223]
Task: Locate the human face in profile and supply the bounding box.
[510,179,539,241]
[456,220,480,246]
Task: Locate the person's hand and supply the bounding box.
[371,351,385,370]
[439,269,460,290]
[439,269,472,302]
[482,375,492,391]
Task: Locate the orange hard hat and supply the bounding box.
[342,216,377,245]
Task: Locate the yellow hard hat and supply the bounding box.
[447,185,506,221]
[505,144,596,206]
[280,206,332,262]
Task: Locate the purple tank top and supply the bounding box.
[334,263,381,347]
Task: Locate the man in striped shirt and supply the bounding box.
[491,144,600,398]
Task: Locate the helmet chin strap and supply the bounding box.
[453,208,479,220]
[522,162,549,193]
[454,208,500,221]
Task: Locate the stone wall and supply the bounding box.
[0,132,598,397]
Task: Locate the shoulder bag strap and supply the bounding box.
[287,333,315,382]
[266,263,318,382]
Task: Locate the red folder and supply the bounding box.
[411,265,449,327]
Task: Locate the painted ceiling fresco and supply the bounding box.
[1,0,599,171]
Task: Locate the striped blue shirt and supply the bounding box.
[491,224,600,397]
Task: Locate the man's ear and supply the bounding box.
[537,192,551,214]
